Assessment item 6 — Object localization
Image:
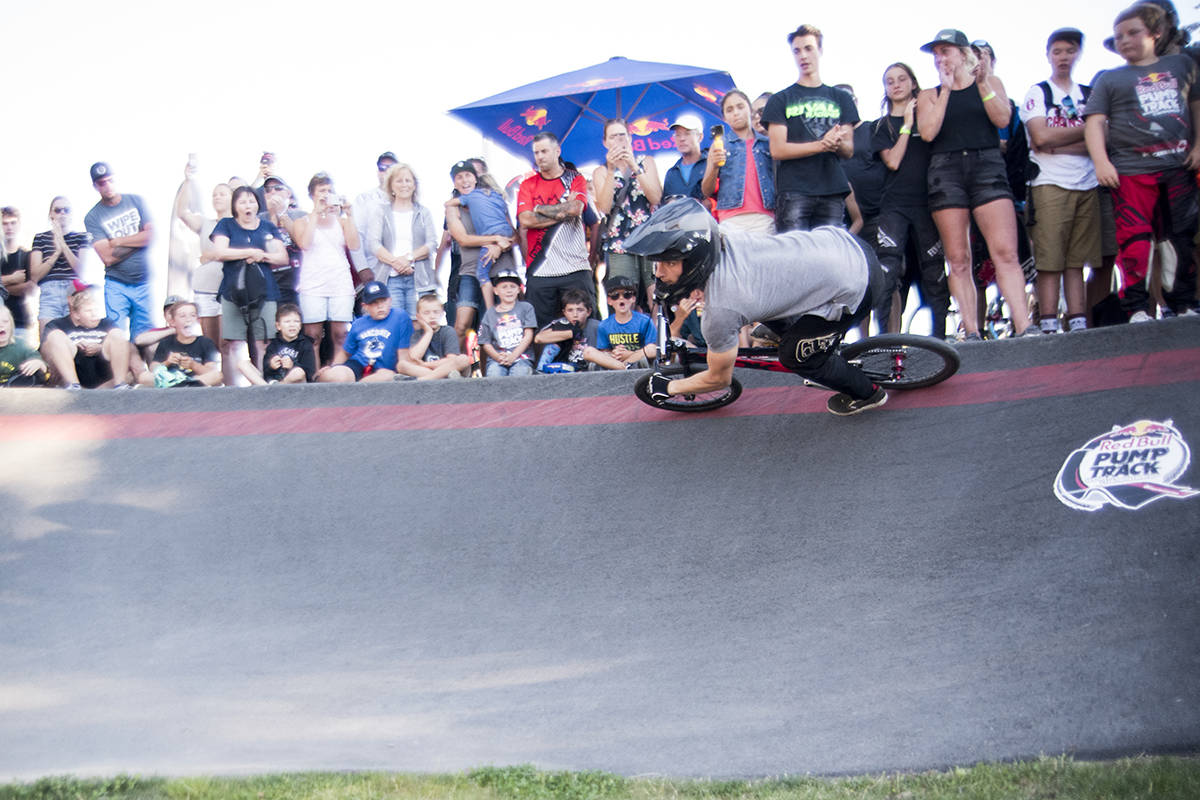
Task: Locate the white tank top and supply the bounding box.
[298,218,352,297]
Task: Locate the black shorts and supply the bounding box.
[927,148,1013,212]
[74,353,113,389]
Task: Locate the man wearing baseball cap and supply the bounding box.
[1019,27,1099,333]
[662,114,708,201]
[83,162,155,338]
[761,23,859,232]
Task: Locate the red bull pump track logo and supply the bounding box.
[1054,419,1199,511]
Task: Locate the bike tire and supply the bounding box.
[841,334,960,389]
[634,369,743,412]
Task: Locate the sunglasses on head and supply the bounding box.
[608,290,636,300]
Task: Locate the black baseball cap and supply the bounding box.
[377,151,398,169]
[361,281,389,304]
[604,274,638,294]
[920,29,970,53]
[89,162,112,183]
[492,271,522,286]
[450,160,478,178]
[1047,27,1084,49]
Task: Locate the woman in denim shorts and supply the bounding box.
[916,29,1036,337]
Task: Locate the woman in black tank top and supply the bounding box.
[916,29,1034,337]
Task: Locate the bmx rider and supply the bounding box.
[623,198,888,416]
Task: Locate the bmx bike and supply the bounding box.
[633,313,961,413]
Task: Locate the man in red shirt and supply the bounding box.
[517,132,597,326]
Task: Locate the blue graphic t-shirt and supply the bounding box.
[343,308,413,370]
[762,82,859,196]
[597,311,656,351]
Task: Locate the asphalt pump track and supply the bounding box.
[1,318,1197,779]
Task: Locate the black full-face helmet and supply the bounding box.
[622,198,721,306]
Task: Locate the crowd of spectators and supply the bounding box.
[2,4,1199,390]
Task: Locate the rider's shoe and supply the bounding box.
[827,385,888,416]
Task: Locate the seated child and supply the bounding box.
[593,274,657,370]
[318,281,445,382]
[240,303,316,385]
[409,293,471,377]
[477,271,536,377]
[150,300,223,387]
[534,288,601,373]
[0,306,48,386]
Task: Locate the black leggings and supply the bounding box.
[777,238,883,399]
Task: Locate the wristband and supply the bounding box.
[899,126,911,135]
[982,91,997,103]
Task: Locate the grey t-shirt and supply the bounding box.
[478,300,538,352]
[84,193,152,285]
[700,227,868,353]
[411,325,460,361]
[1085,54,1200,175]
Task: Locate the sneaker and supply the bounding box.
[1020,325,1043,337]
[112,382,132,390]
[64,382,82,391]
[827,385,888,416]
[1129,310,1153,323]
[960,332,983,343]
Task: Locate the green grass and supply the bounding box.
[1,756,1197,800]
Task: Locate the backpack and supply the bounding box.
[227,258,269,314]
[1003,99,1031,203]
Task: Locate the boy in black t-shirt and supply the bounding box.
[150,300,222,387]
[241,303,316,384]
[533,288,601,373]
[762,24,859,232]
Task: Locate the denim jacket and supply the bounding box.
[366,202,438,294]
[715,130,775,212]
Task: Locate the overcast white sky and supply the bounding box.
[0,0,1166,304]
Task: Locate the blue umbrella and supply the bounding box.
[449,56,736,167]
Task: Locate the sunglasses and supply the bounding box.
[607,290,636,300]
[52,207,70,214]
[378,162,396,172]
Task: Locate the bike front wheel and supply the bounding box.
[634,367,743,412]
[842,334,960,389]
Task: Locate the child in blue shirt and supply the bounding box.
[594,275,657,370]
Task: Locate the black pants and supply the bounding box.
[777,237,883,400]
[873,205,950,338]
[525,270,597,330]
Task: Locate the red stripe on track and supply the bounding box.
[2,348,1198,441]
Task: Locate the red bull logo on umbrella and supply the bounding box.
[628,117,675,153]
[1054,419,1198,511]
[521,106,549,128]
[628,117,669,137]
[496,106,549,147]
[693,83,725,104]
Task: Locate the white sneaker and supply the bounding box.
[1129,310,1153,323]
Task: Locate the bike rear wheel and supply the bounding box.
[634,366,743,412]
[841,334,960,389]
